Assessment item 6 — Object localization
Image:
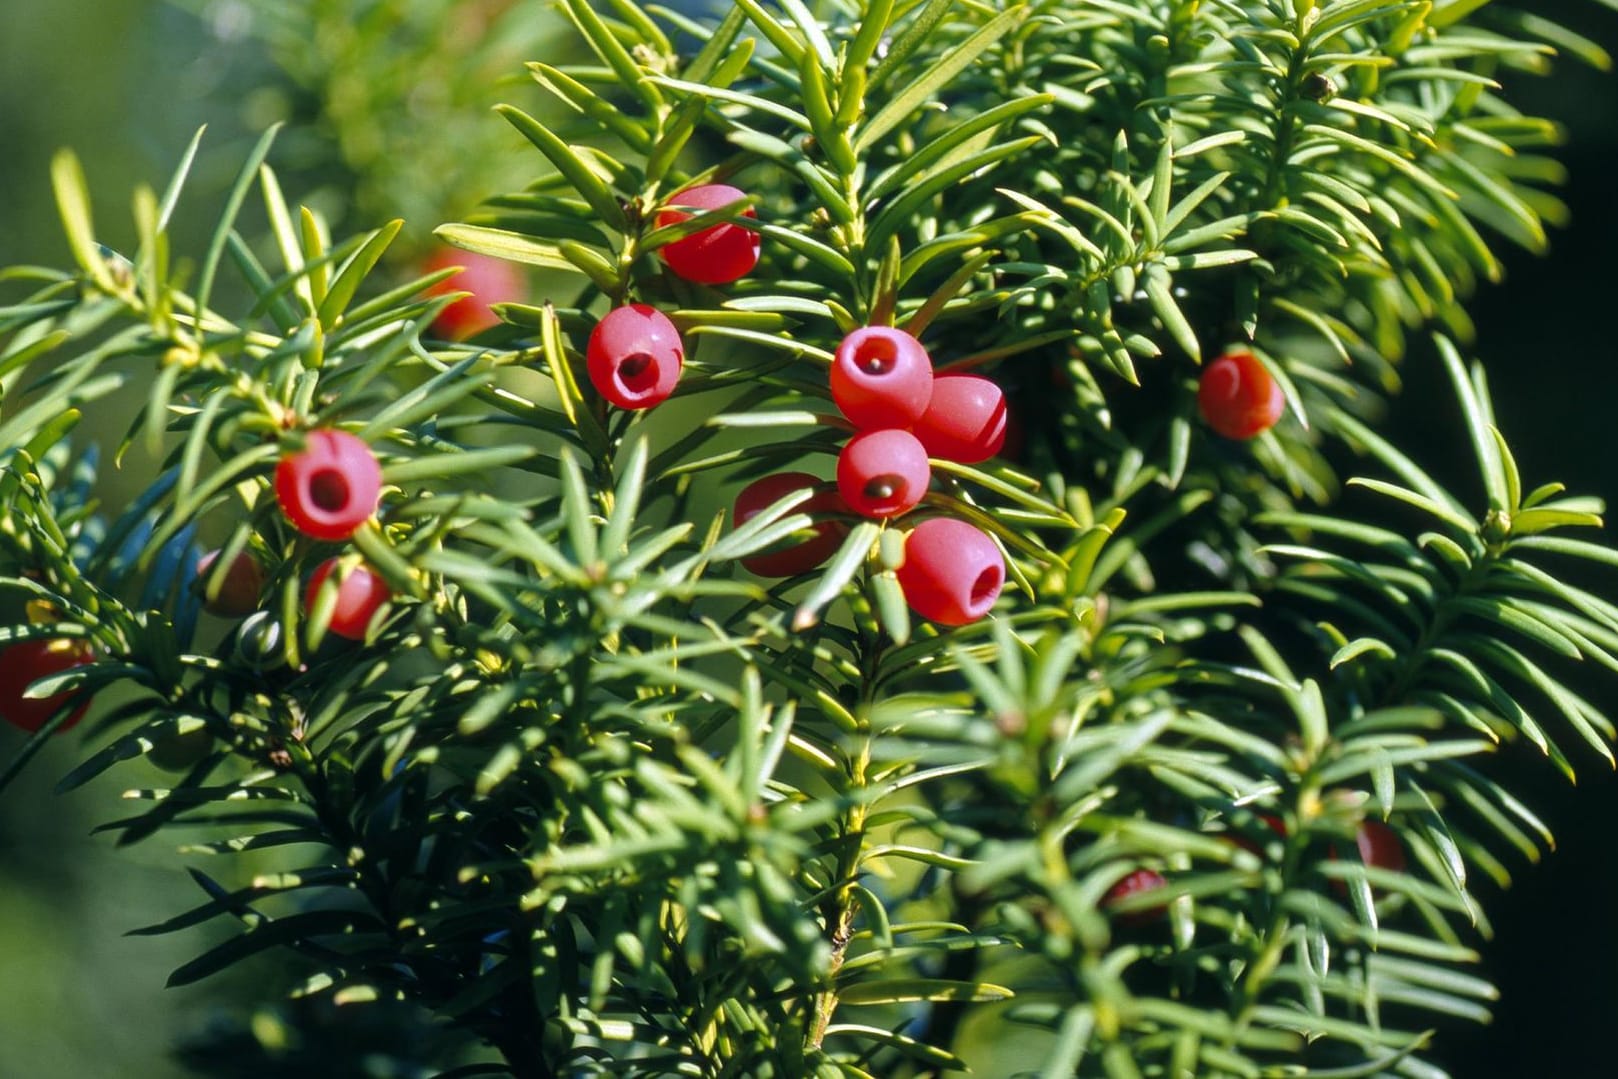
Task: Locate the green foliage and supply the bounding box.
[2,1,1617,1076]
[168,0,571,234]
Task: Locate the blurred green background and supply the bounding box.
[1,1,1616,1075]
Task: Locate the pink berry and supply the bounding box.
[421,248,525,340]
[304,558,392,641]
[732,472,848,577]
[911,374,1007,463]
[837,429,931,519]
[195,549,265,618]
[1103,868,1169,926]
[1197,350,1284,440]
[655,184,761,285]
[275,430,383,542]
[586,304,684,410]
[895,517,1004,625]
[830,327,934,431]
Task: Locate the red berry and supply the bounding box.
[421,248,524,340]
[586,304,685,410]
[275,429,383,542]
[305,558,393,641]
[1355,819,1406,875]
[655,184,761,284]
[195,549,265,618]
[895,517,1004,625]
[1197,349,1285,440]
[1104,868,1168,926]
[830,326,934,431]
[837,429,931,519]
[911,374,1007,463]
[732,472,848,577]
[0,638,96,734]
[1329,818,1407,899]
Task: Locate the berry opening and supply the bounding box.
[970,566,1002,608]
[309,468,350,513]
[831,327,935,430]
[617,351,657,393]
[855,337,898,375]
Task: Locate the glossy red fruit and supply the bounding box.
[733,472,848,578]
[0,638,96,734]
[275,429,383,542]
[195,549,265,618]
[895,517,1004,625]
[1197,349,1285,440]
[912,374,1007,463]
[421,248,524,340]
[830,327,934,431]
[586,304,685,410]
[305,559,393,641]
[655,184,761,285]
[837,429,931,519]
[1104,868,1168,926]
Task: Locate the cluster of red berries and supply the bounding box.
[582,183,761,410]
[737,325,1009,626]
[269,428,394,641]
[183,428,394,661]
[1,428,390,735]
[179,429,392,650]
[426,182,761,399]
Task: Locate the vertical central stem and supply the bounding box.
[807,667,876,1051]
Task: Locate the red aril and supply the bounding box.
[421,248,524,340]
[0,638,96,734]
[305,559,393,641]
[837,429,931,519]
[655,184,761,285]
[831,326,934,431]
[895,517,1004,625]
[586,304,684,410]
[912,374,1006,463]
[1197,350,1284,440]
[275,430,383,542]
[732,472,848,577]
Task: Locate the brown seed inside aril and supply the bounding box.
[618,352,657,391]
[864,476,899,500]
[310,469,350,512]
[856,339,898,375]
